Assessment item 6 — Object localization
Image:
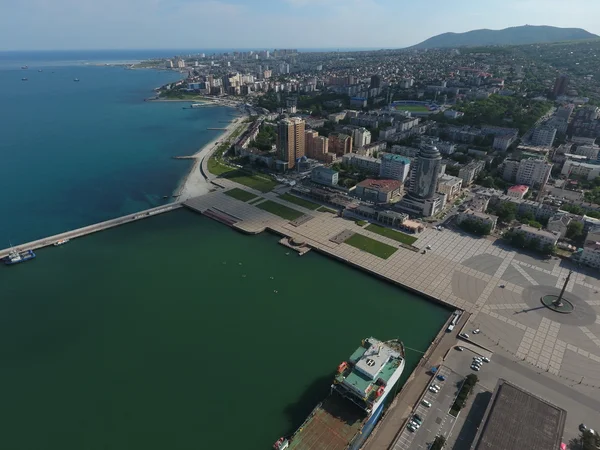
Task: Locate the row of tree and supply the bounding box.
[458,219,492,236]
[503,230,555,256]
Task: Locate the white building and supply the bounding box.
[503,158,552,187]
[574,145,600,160]
[514,225,560,248]
[531,126,557,147]
[458,161,485,186]
[561,160,600,180]
[379,153,411,182]
[437,175,463,200]
[580,227,600,269]
[353,128,372,149]
[506,185,529,199]
[342,153,381,174]
[311,167,339,186]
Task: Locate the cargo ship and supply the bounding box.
[2,249,36,265]
[274,337,405,450]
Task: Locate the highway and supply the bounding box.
[0,203,182,259]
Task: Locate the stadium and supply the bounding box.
[390,100,441,114]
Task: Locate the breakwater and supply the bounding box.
[0,203,181,258]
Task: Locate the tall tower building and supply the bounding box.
[553,74,569,97]
[277,118,306,169]
[409,144,443,199]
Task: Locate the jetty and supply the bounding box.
[0,203,182,258]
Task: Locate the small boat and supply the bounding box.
[73,78,80,82]
[38,69,43,72]
[21,78,28,81]
[53,239,70,246]
[190,103,203,108]
[2,249,36,265]
[21,65,28,70]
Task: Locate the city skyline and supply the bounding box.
[3,0,600,51]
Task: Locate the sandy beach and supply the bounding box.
[176,113,247,201]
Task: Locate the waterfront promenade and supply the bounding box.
[184,182,600,404]
[0,203,181,258]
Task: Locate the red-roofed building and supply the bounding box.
[355,179,403,204]
[507,185,529,200]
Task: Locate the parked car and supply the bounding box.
[413,414,423,424]
[455,346,464,351]
[421,399,432,408]
[408,423,417,432]
[436,374,446,381]
[429,385,440,393]
[482,357,490,363]
[470,364,480,371]
[459,333,470,339]
[473,329,480,334]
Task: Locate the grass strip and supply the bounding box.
[278,193,320,210]
[344,233,397,259]
[224,188,258,202]
[366,224,418,245]
[256,200,304,221]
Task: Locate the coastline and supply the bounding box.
[174,109,247,201]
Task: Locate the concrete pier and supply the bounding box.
[0,203,182,258]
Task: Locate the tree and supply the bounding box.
[566,221,584,240]
[542,244,556,256]
[497,202,517,223]
[520,211,535,222]
[511,232,527,248]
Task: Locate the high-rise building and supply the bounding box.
[329,133,353,156]
[531,126,557,147]
[277,118,306,169]
[305,130,329,160]
[370,75,382,89]
[379,153,411,182]
[353,128,372,149]
[553,74,569,97]
[409,144,443,199]
[515,158,552,186]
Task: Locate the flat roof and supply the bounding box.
[472,379,566,450]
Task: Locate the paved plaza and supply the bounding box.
[185,183,600,402]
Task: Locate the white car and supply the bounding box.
[426,245,432,250]
[429,385,440,393]
[473,329,480,334]
[470,364,480,371]
[482,357,490,363]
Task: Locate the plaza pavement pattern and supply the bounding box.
[186,184,600,400]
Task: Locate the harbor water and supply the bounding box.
[0,209,450,450]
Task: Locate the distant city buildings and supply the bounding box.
[277,117,305,170]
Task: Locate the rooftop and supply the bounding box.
[357,179,402,193]
[472,379,566,450]
[516,225,559,239]
[381,153,411,164]
[508,185,529,193]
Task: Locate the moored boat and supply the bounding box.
[53,238,70,246]
[273,337,405,450]
[2,249,36,265]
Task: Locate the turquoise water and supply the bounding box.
[0,63,234,245]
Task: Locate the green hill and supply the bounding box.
[411,25,598,49]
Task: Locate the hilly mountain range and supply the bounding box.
[411,25,598,49]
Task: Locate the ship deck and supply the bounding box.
[288,392,367,450]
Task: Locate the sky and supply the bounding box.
[2,0,600,51]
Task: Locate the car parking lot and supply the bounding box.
[391,366,461,450]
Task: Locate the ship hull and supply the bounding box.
[3,251,36,265]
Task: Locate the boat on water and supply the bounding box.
[74,78,80,82]
[21,78,28,81]
[190,103,204,108]
[274,337,405,450]
[53,239,70,246]
[21,65,28,70]
[2,249,36,266]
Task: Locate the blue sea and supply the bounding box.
[0,51,236,245]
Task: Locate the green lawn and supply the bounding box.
[222,170,278,193]
[355,220,368,227]
[366,224,418,245]
[318,206,337,214]
[344,233,397,259]
[256,200,304,221]
[224,188,258,202]
[278,193,320,210]
[207,158,235,176]
[394,104,430,113]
